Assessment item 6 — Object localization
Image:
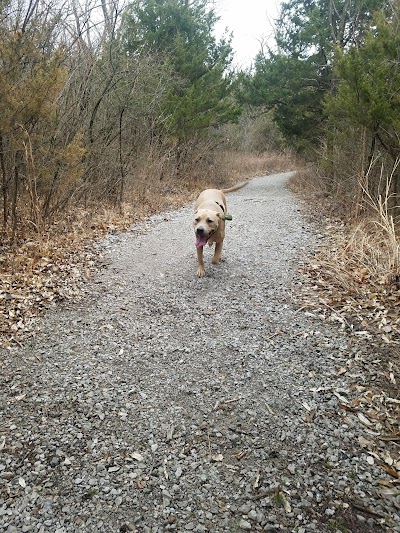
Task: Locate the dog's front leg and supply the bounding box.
[196,246,205,277]
[212,241,223,265]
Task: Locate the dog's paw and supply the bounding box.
[196,267,205,277]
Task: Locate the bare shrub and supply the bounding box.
[296,155,399,345]
[222,108,286,153]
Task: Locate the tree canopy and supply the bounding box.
[240,0,387,151]
[119,0,240,148]
[326,6,400,163]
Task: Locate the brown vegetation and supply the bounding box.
[0,0,296,346]
[290,165,400,347]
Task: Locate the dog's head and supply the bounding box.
[193,208,221,248]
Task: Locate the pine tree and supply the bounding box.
[119,0,240,162]
[240,0,384,152]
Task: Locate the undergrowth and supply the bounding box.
[290,164,400,344]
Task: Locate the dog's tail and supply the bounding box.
[222,181,248,194]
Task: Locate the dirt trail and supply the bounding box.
[1,172,398,532]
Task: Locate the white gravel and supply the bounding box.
[1,172,398,532]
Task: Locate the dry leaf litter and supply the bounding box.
[0,172,399,533]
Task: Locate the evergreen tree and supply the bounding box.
[324,3,400,197]
[119,0,240,153]
[241,0,384,152]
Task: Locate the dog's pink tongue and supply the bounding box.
[195,235,208,248]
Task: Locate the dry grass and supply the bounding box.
[288,165,342,217]
[133,149,296,196]
[211,150,295,187]
[346,220,399,287]
[301,221,400,360]
[291,165,400,344]
[290,162,400,285]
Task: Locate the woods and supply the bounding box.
[0,0,399,344]
[239,0,400,314]
[0,0,241,238]
[1,0,398,234]
[242,0,399,218]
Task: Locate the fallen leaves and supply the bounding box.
[334,385,400,493]
[0,197,175,348]
[358,412,373,427]
[0,232,101,347]
[358,436,375,448]
[130,451,144,462]
[0,189,209,348]
[297,221,400,346]
[381,465,399,479]
[296,219,399,502]
[235,450,247,460]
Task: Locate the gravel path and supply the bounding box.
[1,172,398,533]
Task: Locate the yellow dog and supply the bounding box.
[193,182,247,277]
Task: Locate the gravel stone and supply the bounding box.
[247,509,258,521]
[0,173,396,532]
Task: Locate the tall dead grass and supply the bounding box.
[3,149,295,246]
[350,162,400,286]
[292,161,400,344]
[213,150,295,186]
[292,162,400,290]
[127,148,296,200]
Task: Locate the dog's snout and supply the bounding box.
[196,227,205,235]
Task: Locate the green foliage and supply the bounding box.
[276,0,384,56]
[320,2,400,209]
[121,0,217,69]
[241,0,386,153]
[119,0,240,147]
[240,52,328,151]
[276,0,332,58]
[325,8,400,160]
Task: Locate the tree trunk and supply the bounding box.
[11,155,20,243]
[0,134,8,231]
[117,107,125,210]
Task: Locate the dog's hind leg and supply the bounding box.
[212,241,223,265]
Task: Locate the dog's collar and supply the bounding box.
[215,201,232,220]
[215,202,232,221]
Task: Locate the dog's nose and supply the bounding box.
[196,227,205,235]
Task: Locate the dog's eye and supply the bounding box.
[195,217,200,223]
[206,218,213,224]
